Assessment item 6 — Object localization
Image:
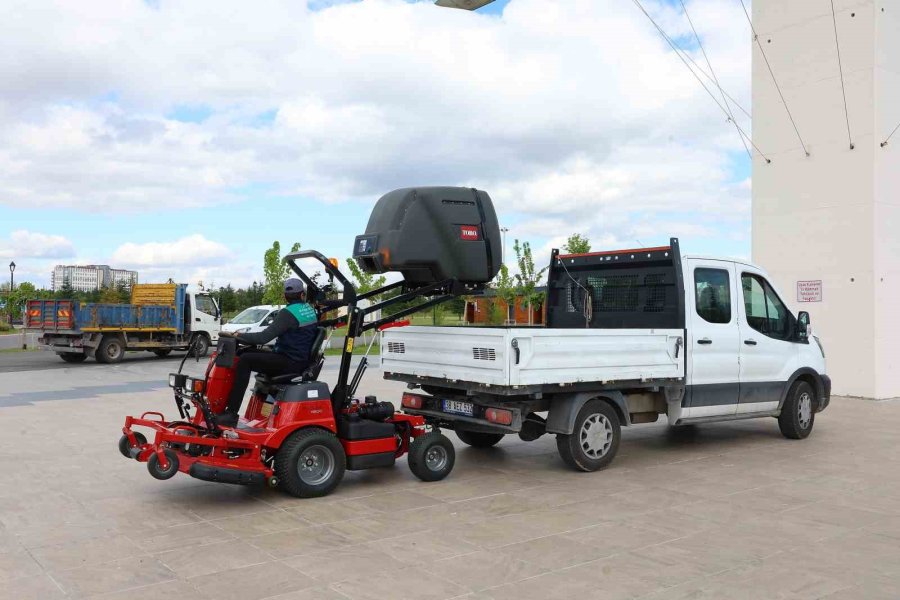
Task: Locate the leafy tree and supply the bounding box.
[346,259,387,297]
[564,233,591,255]
[263,241,302,305]
[491,264,518,324]
[99,285,120,304]
[513,239,549,325]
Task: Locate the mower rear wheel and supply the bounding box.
[276,429,346,498]
[408,432,455,482]
[118,432,147,459]
[147,448,180,480]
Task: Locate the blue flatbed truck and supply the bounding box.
[25,284,221,364]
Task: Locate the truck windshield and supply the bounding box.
[229,308,270,325]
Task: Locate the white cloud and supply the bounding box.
[0,0,753,253]
[0,230,76,259]
[112,234,232,268]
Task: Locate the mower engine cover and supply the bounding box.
[353,187,501,285]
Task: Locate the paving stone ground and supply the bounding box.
[1,354,899,599]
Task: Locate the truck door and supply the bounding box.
[685,259,740,417]
[191,293,221,340]
[737,270,799,413]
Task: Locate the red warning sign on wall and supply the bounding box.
[797,280,823,303]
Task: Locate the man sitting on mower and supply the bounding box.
[217,278,317,427]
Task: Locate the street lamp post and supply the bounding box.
[7,261,14,327]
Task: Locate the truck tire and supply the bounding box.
[455,430,504,448]
[189,334,210,358]
[152,349,172,358]
[275,429,346,498]
[96,335,125,364]
[556,400,621,472]
[58,353,88,363]
[778,381,815,440]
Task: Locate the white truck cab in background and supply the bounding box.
[383,239,830,472]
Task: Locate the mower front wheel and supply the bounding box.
[275,429,346,498]
[118,432,147,459]
[147,448,180,480]
[408,432,455,482]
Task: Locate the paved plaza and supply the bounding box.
[1,352,899,600]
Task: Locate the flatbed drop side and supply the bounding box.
[384,239,831,471]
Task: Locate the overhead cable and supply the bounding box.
[829,0,854,149]
[881,122,900,148]
[738,0,809,157]
[630,0,771,163]
[679,0,752,160]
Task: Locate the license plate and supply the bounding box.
[443,399,474,417]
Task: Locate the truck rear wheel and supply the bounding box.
[455,430,504,448]
[96,335,125,364]
[778,381,815,440]
[58,353,87,363]
[153,349,172,358]
[556,400,621,472]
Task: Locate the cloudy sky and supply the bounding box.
[0,0,753,288]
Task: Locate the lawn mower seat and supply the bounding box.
[300,327,328,382]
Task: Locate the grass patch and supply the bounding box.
[324,344,379,357]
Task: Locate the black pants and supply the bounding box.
[225,351,308,415]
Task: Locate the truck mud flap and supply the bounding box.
[188,463,266,486]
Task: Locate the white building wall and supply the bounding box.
[753,0,898,398]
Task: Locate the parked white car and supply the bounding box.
[223,305,283,344]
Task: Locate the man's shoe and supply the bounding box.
[216,412,239,428]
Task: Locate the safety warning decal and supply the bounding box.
[797,280,823,303]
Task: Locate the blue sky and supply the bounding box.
[0,0,753,288]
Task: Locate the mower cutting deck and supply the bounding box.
[119,187,500,497]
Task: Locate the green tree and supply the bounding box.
[263,241,302,305]
[513,240,549,325]
[491,264,518,324]
[346,259,387,298]
[564,233,591,255]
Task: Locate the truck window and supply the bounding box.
[695,268,731,324]
[742,274,791,340]
[195,294,217,316]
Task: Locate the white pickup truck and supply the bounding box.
[383,239,831,471]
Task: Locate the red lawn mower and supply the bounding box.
[119,186,502,498]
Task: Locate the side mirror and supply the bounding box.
[798,311,811,339]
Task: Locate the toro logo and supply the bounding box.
[460,225,481,241]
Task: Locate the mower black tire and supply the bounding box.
[58,353,88,363]
[118,432,147,459]
[556,399,621,473]
[275,428,346,498]
[189,334,210,358]
[408,432,456,482]
[147,448,180,480]
[153,349,172,358]
[96,335,125,364]
[455,429,504,448]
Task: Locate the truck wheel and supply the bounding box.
[275,429,346,498]
[409,432,456,482]
[779,381,816,440]
[153,349,172,358]
[556,400,621,472]
[455,430,504,448]
[189,334,210,358]
[58,353,88,363]
[96,335,125,364]
[118,432,147,458]
[147,449,180,480]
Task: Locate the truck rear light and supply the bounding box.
[402,393,424,409]
[485,408,513,426]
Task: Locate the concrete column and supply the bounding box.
[752,0,899,398]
